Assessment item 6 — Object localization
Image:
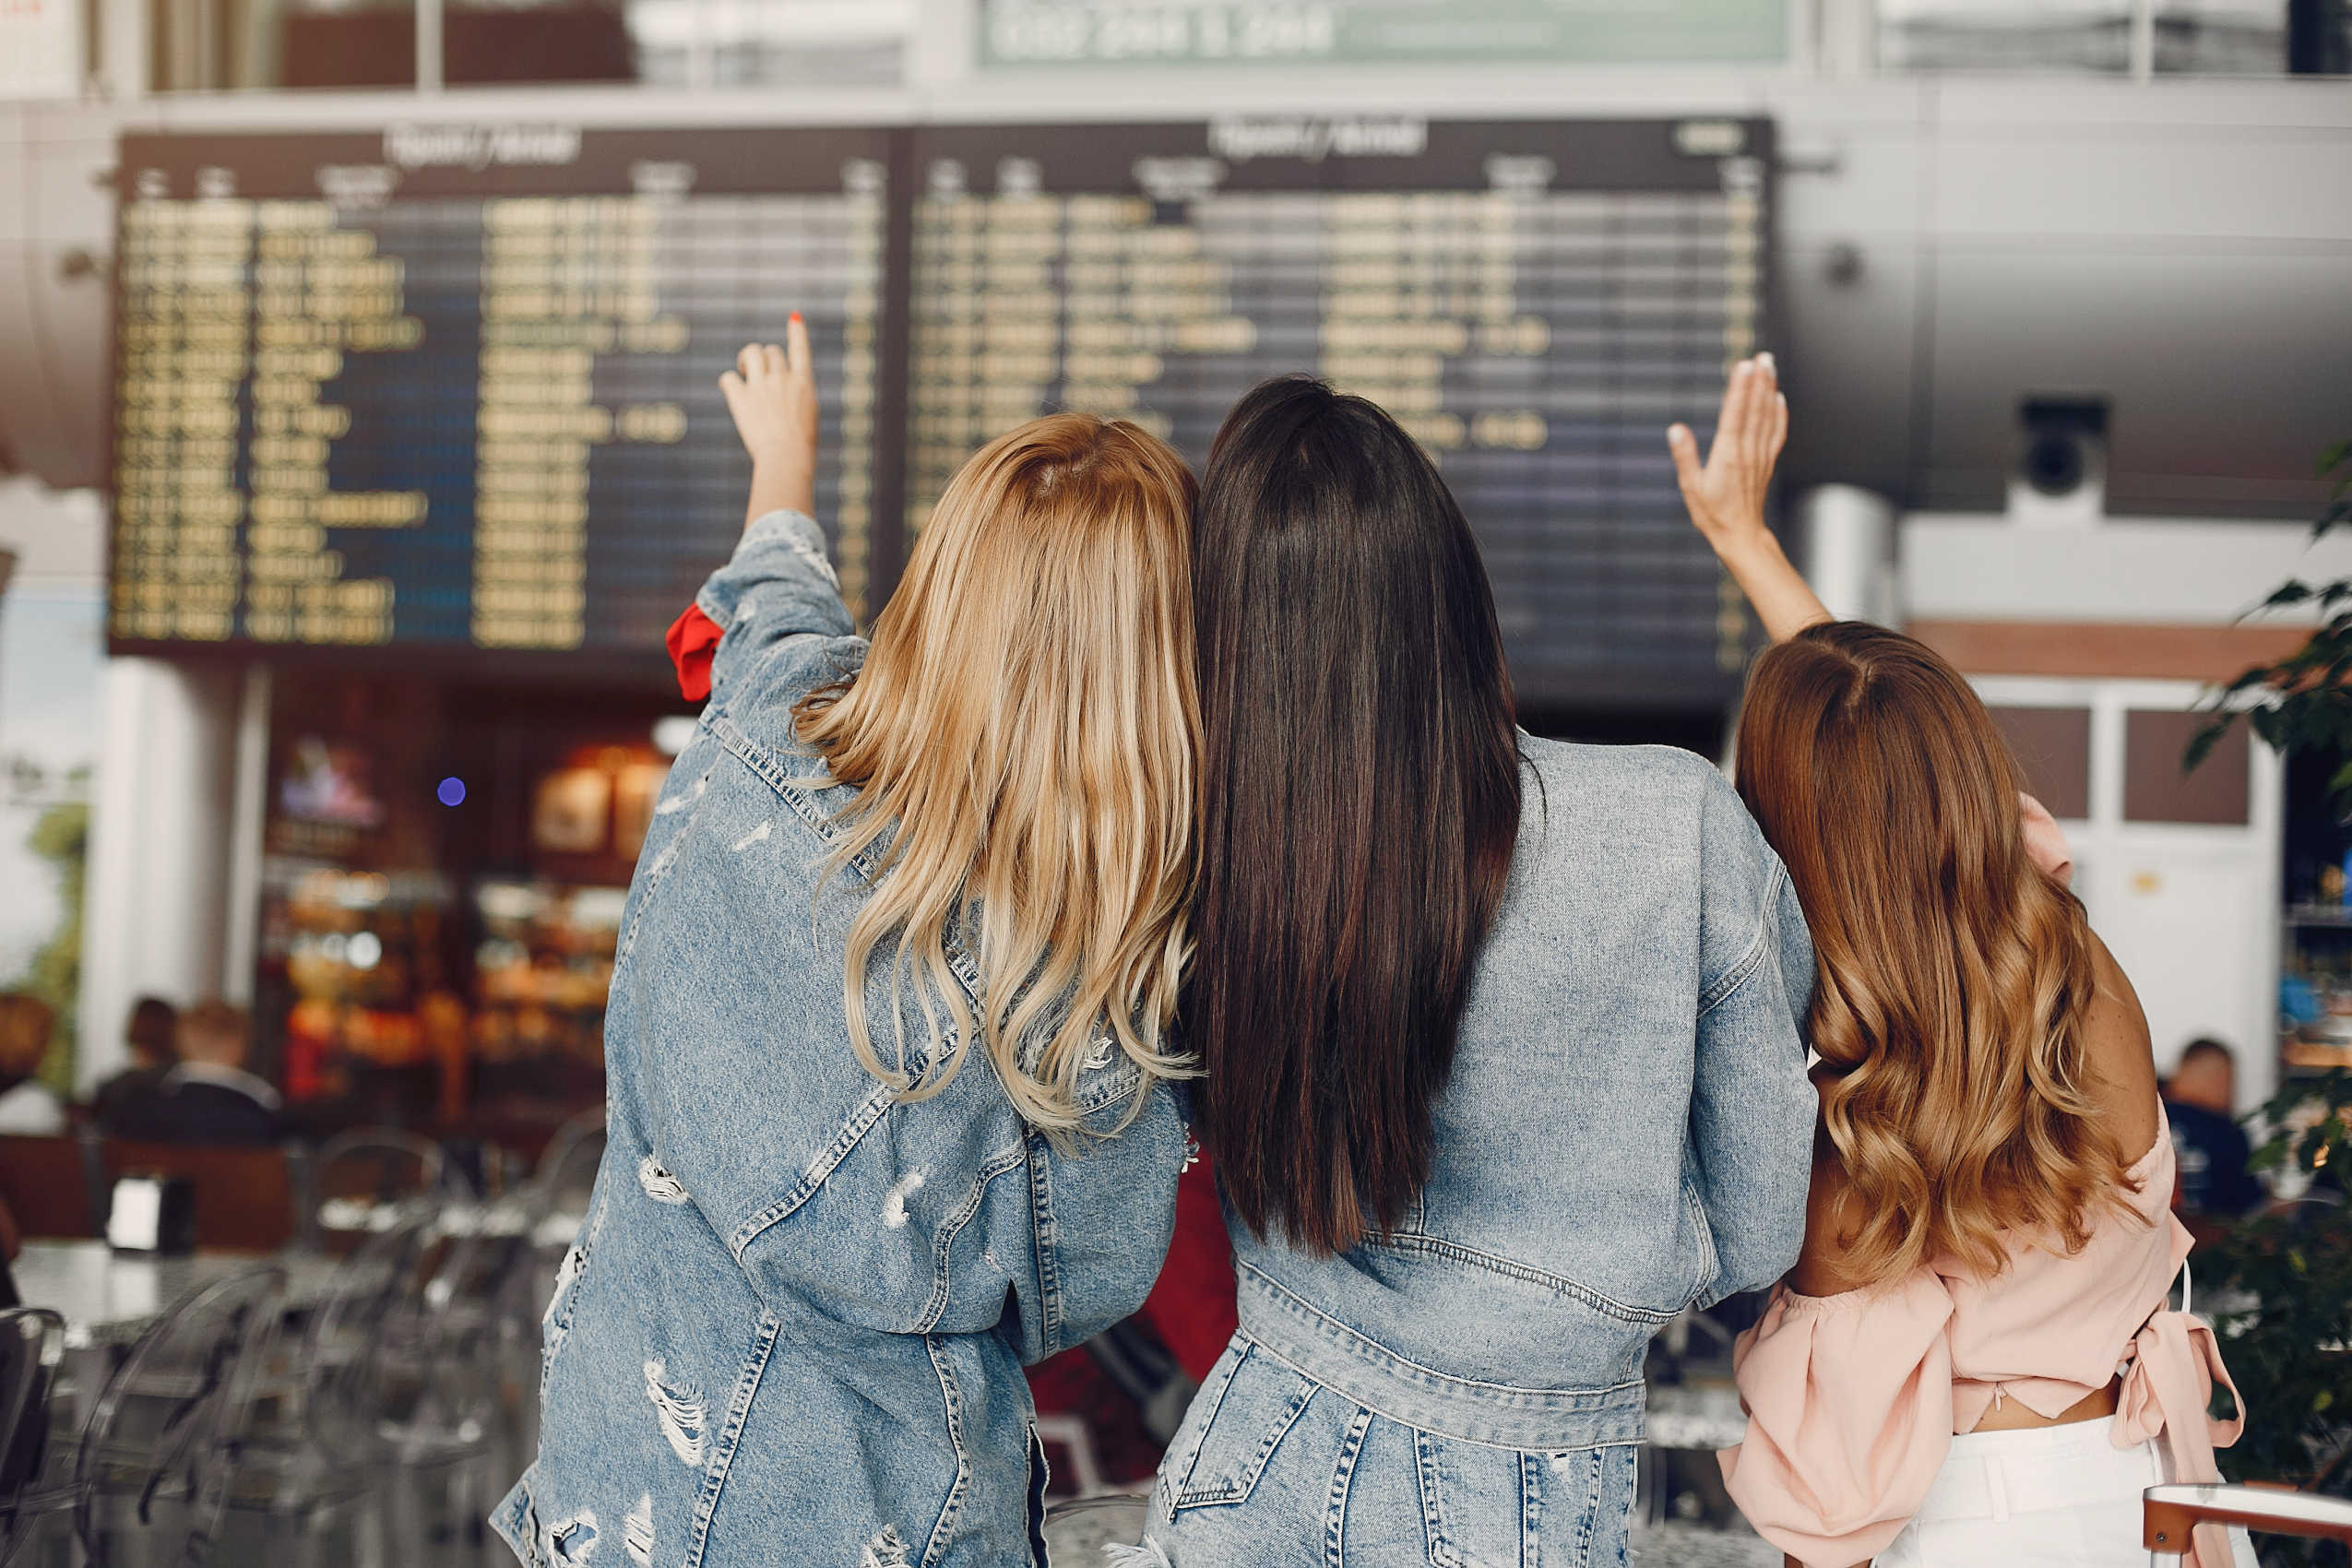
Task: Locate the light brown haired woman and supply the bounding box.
[1672,357,2251,1568]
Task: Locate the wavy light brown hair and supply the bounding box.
[1734,622,2136,1285]
[792,414,1200,1136]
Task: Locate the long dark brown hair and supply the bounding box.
[1735,622,2135,1284]
[1188,376,1522,1255]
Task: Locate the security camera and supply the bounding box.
[2010,396,2108,528]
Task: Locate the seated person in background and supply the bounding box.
[89,995,178,1134]
[117,1000,283,1145]
[0,994,65,1136]
[2164,1038,2264,1227]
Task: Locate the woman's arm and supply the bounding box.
[682,319,856,705]
[718,313,820,530]
[1667,354,1829,645]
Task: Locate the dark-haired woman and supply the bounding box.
[1136,374,1818,1567]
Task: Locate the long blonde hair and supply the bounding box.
[1735,622,2137,1285]
[792,414,1200,1134]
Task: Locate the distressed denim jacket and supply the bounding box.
[1146,740,1817,1568]
[493,511,1190,1568]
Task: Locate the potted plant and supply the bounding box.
[2190,440,2352,1562]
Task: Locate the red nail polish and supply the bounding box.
[790,311,802,322]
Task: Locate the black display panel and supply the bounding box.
[110,127,895,674]
[109,118,1771,704]
[907,118,1771,707]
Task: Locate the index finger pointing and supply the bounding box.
[786,311,811,379]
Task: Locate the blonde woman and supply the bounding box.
[494,319,1201,1568]
[1676,358,2250,1568]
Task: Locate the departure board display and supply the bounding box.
[109,117,1773,704]
[908,118,1770,703]
[111,127,891,666]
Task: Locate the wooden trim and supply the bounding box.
[1906,620,2309,682]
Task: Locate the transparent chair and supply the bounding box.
[221,1208,442,1567]
[284,1194,539,1565]
[0,1309,66,1568]
[72,1266,288,1567]
[1040,1491,1152,1564]
[310,1129,459,1247]
[532,1108,606,1228]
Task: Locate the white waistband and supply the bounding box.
[1912,1418,2161,1525]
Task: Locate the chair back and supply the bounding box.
[0,1135,102,1241]
[532,1108,605,1220]
[0,1308,64,1543]
[97,1142,303,1253]
[2144,1481,2352,1559]
[1040,1491,1151,1561]
[73,1266,288,1567]
[301,1207,438,1466]
[311,1130,457,1242]
[406,1189,547,1448]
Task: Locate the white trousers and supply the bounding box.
[1871,1417,2256,1568]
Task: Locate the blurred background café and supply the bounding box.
[0,0,2347,1561]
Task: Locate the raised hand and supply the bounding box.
[1665,353,1826,643]
[718,313,819,528]
[1668,353,1788,556]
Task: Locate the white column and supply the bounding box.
[1796,483,1899,625]
[220,664,270,1005]
[76,658,241,1092]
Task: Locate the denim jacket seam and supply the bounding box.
[1237,1325,1647,1455]
[683,1312,783,1568]
[920,1334,972,1568]
[1239,1261,1654,1406]
[1169,1353,1315,1510]
[728,1078,898,1259]
[612,805,697,972]
[1165,1347,1248,1496]
[916,1139,1030,1335]
[1368,1234,1680,1326]
[1697,860,1788,1018]
[1677,1177,1722,1313]
[703,713,887,886]
[1025,1134,1065,1356]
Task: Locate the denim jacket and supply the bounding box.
[493,511,1191,1568]
[1146,739,1816,1567]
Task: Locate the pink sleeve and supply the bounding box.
[2019,792,2073,886]
[1718,1273,1958,1568]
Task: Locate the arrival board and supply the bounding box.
[908,118,1770,703]
[110,126,891,664]
[108,117,1770,703]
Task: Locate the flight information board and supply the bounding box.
[110,126,892,665]
[909,118,1769,702]
[110,117,1770,704]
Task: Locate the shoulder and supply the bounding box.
[1517,736,1733,833]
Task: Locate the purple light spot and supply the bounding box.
[436,777,467,807]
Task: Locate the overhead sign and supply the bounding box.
[979,0,1788,67]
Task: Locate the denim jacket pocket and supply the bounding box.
[1415,1431,1529,1568]
[1167,1345,1316,1512]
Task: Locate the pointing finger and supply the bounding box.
[786,311,811,380]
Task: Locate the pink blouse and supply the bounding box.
[1717,1111,2247,1567]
